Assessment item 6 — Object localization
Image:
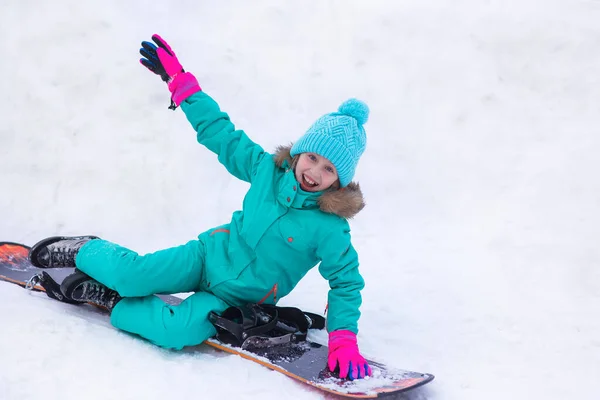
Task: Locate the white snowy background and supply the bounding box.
[1,0,599,399]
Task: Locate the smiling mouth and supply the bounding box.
[302,174,319,189]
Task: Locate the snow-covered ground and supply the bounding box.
[1,1,600,399]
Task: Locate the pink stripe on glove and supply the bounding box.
[168,72,201,106]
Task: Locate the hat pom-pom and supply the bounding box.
[338,98,369,125]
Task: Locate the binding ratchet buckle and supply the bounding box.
[25,272,43,290]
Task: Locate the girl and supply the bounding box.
[29,34,371,380]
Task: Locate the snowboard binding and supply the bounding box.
[209,303,325,350]
[25,271,81,305]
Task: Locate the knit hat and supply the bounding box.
[290,99,369,187]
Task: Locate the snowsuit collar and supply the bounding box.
[290,182,321,209]
[273,144,365,219]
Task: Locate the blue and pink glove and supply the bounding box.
[328,330,372,380]
[139,34,201,109]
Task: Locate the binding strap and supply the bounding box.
[26,272,81,305]
[209,303,326,349]
[275,306,326,331]
[209,304,279,345]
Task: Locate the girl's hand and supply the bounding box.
[139,34,184,82]
[327,330,372,380]
[139,34,201,108]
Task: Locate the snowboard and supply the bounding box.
[0,241,434,398]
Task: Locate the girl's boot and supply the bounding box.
[29,236,98,269]
[61,270,122,310]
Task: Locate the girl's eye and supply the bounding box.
[325,166,334,173]
[309,154,317,161]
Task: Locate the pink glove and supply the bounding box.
[168,72,201,107]
[139,34,201,108]
[327,330,372,380]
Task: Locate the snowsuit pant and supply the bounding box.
[75,239,230,350]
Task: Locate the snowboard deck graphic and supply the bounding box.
[0,242,434,398]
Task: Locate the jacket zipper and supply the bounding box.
[257,283,278,304]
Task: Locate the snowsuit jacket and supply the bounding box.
[181,91,366,334]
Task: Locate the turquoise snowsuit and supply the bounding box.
[75,91,365,350]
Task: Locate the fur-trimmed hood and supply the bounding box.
[273,145,365,219]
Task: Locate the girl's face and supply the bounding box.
[294,153,339,192]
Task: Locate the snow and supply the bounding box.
[1,0,599,399]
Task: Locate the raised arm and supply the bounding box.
[139,34,266,182]
[180,92,266,182]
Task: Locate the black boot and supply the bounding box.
[29,236,99,269]
[61,270,121,311]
